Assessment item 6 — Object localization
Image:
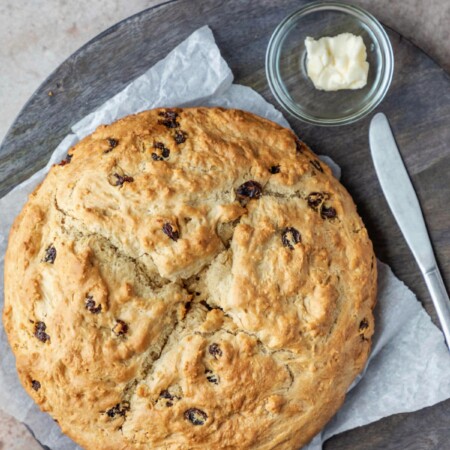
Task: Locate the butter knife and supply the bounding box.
[369,112,450,348]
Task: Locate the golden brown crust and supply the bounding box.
[3,107,376,449]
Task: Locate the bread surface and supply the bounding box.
[3,107,376,449]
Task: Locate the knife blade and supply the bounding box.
[369,112,450,349]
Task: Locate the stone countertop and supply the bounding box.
[0,0,449,448]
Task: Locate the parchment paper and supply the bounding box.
[1,26,450,450]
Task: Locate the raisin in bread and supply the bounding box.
[3,107,376,449]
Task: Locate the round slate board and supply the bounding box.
[1,0,450,449]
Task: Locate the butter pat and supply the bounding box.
[305,33,369,91]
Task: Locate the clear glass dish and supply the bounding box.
[265,1,394,126]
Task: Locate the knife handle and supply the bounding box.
[424,268,450,349]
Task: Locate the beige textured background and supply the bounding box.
[0,0,449,447]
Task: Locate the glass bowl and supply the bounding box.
[265,1,394,126]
